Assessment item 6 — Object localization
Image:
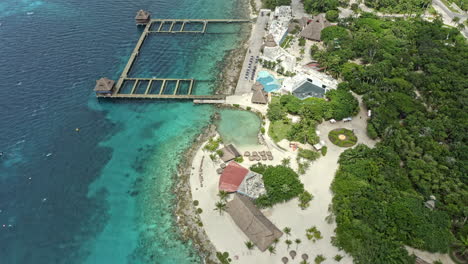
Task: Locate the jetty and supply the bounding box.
[95,13,250,102]
[148,19,251,33]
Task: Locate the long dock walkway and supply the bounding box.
[100,17,248,102]
[98,94,226,100]
[148,19,250,34]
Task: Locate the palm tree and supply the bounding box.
[217,190,229,201]
[283,227,291,237]
[245,241,254,250]
[214,201,226,215]
[295,238,301,250]
[285,239,292,249]
[268,245,276,255]
[453,235,468,257]
[273,238,280,245]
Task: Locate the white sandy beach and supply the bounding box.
[189,94,379,264]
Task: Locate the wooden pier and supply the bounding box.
[97,17,248,102]
[148,19,251,34]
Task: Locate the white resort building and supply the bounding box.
[268,6,292,45]
[281,71,338,99]
[262,34,296,73]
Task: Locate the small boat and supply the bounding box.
[46,153,52,157]
[26,12,34,15]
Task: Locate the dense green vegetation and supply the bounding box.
[316,15,467,263]
[204,137,222,151]
[448,0,468,11]
[298,148,321,161]
[364,0,431,13]
[303,0,347,13]
[325,10,339,22]
[267,91,358,145]
[251,164,304,208]
[332,145,454,262]
[328,128,357,147]
[268,120,292,142]
[262,0,291,9]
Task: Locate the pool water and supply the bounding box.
[216,109,261,147]
[257,71,281,92]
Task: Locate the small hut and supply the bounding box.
[94,77,115,96]
[219,144,241,163]
[135,10,151,25]
[252,83,268,104]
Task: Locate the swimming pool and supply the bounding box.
[257,71,281,92]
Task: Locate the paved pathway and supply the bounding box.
[234,14,269,94]
[291,0,307,18]
[432,0,468,38]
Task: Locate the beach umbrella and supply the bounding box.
[268,156,273,160]
[244,151,251,157]
[249,156,254,161]
[261,156,267,161]
[281,257,288,264]
[266,151,272,155]
[252,151,258,156]
[302,253,309,260]
[256,156,261,161]
[220,163,226,169]
[289,250,296,259]
[260,151,266,156]
[216,168,223,174]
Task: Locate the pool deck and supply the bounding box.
[257,71,281,92]
[234,13,269,95]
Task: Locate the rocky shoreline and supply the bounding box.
[172,3,254,263]
[172,31,252,264]
[174,121,219,264]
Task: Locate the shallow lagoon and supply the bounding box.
[216,109,261,147]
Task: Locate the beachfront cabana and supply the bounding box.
[251,83,268,104]
[135,10,151,25]
[219,144,241,163]
[219,162,249,192]
[299,14,331,41]
[227,194,283,251]
[94,77,115,95]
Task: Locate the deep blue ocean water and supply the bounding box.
[0,0,248,263]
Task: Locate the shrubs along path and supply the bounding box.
[328,128,357,147]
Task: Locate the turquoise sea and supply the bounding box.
[0,0,248,263]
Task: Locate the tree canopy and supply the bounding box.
[251,164,304,208]
[317,16,467,263]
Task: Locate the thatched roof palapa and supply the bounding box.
[135,10,150,20]
[299,14,331,41]
[264,34,277,47]
[94,77,115,92]
[227,194,283,251]
[252,83,268,104]
[220,144,241,162]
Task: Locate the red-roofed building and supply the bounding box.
[219,162,249,192]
